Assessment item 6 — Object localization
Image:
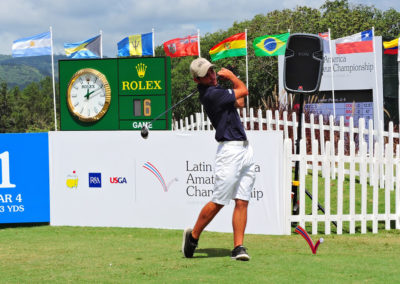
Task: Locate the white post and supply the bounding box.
[197,29,201,58]
[328,28,336,118]
[152,28,155,57]
[372,27,382,139]
[286,29,290,106]
[100,30,103,58]
[49,26,57,131]
[245,29,249,112]
[198,29,204,114]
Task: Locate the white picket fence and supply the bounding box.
[173,108,400,235]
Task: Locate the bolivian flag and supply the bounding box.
[253,32,289,56]
[209,32,246,61]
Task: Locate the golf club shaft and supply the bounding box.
[144,73,234,127]
[147,88,197,126]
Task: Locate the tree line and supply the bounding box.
[0,78,58,132]
[0,0,399,133]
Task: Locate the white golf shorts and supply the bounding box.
[211,141,256,205]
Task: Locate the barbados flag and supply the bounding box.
[118,32,153,57]
[64,35,101,59]
[253,32,289,56]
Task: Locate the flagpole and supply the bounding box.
[245,29,249,112]
[198,29,204,115]
[49,26,57,131]
[398,39,400,127]
[328,28,336,118]
[100,30,103,58]
[287,29,290,108]
[372,27,382,134]
[197,29,201,58]
[152,28,155,57]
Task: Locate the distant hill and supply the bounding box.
[0,54,67,89]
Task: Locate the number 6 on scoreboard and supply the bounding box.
[144,99,151,117]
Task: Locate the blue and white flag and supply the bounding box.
[64,35,101,59]
[12,31,51,57]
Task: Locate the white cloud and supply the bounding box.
[0,0,397,56]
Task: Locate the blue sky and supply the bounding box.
[0,0,398,56]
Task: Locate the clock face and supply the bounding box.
[67,68,111,122]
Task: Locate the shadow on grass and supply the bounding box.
[0,222,49,229]
[194,248,231,258]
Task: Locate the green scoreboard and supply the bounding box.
[59,57,171,131]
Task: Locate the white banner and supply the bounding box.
[278,36,383,125]
[49,131,284,235]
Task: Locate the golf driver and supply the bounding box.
[140,88,197,139]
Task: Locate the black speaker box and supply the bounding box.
[284,33,324,94]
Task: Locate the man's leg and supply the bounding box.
[192,201,224,239]
[232,199,248,247]
[231,199,250,261]
[182,201,223,258]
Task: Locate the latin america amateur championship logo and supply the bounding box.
[143,162,168,192]
[143,161,178,192]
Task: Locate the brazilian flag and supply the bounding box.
[253,33,290,56]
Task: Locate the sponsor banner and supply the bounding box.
[0,133,50,223]
[49,131,284,234]
[278,36,383,126]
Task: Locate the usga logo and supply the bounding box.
[89,173,102,188]
[110,177,127,184]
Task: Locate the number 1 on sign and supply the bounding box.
[0,151,16,188]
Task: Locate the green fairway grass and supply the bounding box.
[0,225,399,283]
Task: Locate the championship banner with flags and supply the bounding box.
[383,38,399,55]
[163,35,199,57]
[12,31,51,57]
[252,32,289,56]
[64,35,101,59]
[118,32,153,57]
[209,32,246,61]
[335,29,373,54]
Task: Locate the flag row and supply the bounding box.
[11,29,400,60]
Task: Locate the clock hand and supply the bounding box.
[84,88,90,100]
[87,88,104,100]
[88,92,100,99]
[87,86,102,98]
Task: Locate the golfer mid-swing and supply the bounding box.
[182,58,256,261]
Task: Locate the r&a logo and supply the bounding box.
[89,173,102,188]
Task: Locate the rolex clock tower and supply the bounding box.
[59,57,171,131]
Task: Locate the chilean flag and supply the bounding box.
[335,30,373,54]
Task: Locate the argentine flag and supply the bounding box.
[12,31,51,57]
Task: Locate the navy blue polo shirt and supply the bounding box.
[198,84,247,142]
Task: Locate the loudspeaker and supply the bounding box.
[284,33,324,94]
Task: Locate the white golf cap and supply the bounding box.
[190,58,214,78]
